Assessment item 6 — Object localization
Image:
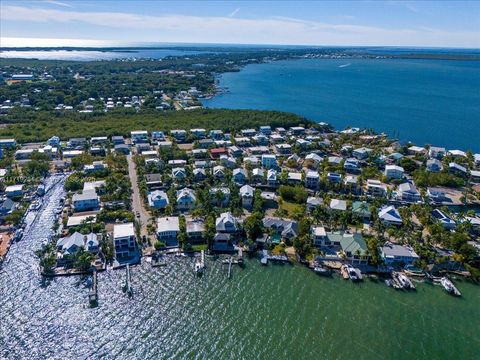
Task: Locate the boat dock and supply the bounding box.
[88,269,98,306]
[124,264,133,297]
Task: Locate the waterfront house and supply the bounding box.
[384,165,404,180]
[470,170,480,183]
[426,159,443,173]
[56,232,85,256]
[212,233,233,252]
[239,185,255,209]
[431,209,456,230]
[148,190,169,209]
[338,233,369,264]
[378,205,403,226]
[312,226,327,247]
[449,162,468,177]
[186,218,205,243]
[176,188,196,211]
[449,149,467,158]
[157,217,180,247]
[305,170,320,190]
[408,146,426,155]
[381,242,419,265]
[474,154,480,167]
[397,182,421,203]
[72,189,100,212]
[263,217,298,241]
[216,212,241,235]
[5,184,24,198]
[113,223,136,259]
[428,146,446,159]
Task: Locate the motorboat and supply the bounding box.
[313,265,332,276]
[440,277,461,296]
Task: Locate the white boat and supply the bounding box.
[314,266,332,276]
[393,272,415,290]
[194,262,204,274]
[346,265,359,281]
[29,200,42,211]
[260,257,268,265]
[440,277,461,296]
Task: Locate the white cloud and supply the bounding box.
[1,4,479,48]
[42,0,74,8]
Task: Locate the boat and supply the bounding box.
[340,265,350,280]
[313,265,332,276]
[29,200,42,211]
[55,206,63,215]
[13,229,23,242]
[440,277,461,296]
[194,262,205,275]
[404,265,425,277]
[260,257,268,265]
[36,184,45,197]
[392,272,415,290]
[346,265,360,281]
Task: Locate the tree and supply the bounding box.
[75,249,95,271]
[244,212,264,240]
[293,234,313,259]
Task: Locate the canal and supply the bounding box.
[1,176,479,360]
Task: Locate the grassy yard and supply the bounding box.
[280,201,303,217]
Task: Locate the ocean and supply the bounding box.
[203,58,480,152]
[0,177,479,360]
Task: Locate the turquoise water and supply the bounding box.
[203,58,480,152]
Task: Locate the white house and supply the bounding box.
[378,205,403,226]
[426,159,443,173]
[312,226,327,247]
[131,130,148,144]
[305,170,320,189]
[113,223,136,259]
[157,217,180,247]
[5,184,24,198]
[330,199,347,211]
[381,243,419,265]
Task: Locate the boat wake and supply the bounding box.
[339,63,351,68]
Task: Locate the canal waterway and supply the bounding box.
[1,177,479,359]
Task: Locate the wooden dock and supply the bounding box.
[124,264,133,297]
[88,269,98,307]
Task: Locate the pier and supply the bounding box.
[124,264,133,297]
[88,269,98,307]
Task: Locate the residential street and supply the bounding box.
[127,154,151,244]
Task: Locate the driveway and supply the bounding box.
[127,154,151,244]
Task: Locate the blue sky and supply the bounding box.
[1,1,479,48]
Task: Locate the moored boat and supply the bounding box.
[340,265,350,279]
[440,277,461,296]
[313,265,332,276]
[392,271,415,290]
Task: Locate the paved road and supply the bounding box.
[127,154,151,243]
